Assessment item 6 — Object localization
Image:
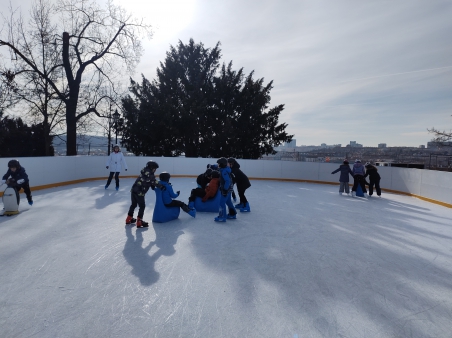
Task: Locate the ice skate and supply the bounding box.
[125,215,136,225]
[240,202,250,212]
[136,217,149,228]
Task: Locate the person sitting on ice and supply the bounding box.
[196,168,212,189]
[1,159,33,205]
[188,170,220,209]
[158,172,196,218]
[331,159,354,195]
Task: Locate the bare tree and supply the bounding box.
[428,115,452,147]
[0,0,151,155]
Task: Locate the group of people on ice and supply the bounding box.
[104,145,252,228]
[331,159,381,198]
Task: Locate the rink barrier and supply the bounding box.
[1,175,451,209]
[0,157,451,208]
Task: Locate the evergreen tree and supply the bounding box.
[122,39,293,158]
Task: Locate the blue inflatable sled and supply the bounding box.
[194,190,221,212]
[152,188,180,223]
[356,184,365,197]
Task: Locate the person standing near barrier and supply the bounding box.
[105,144,128,190]
[351,159,368,198]
[364,162,382,197]
[331,159,353,195]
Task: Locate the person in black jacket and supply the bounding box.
[125,160,159,228]
[227,158,251,212]
[364,163,382,197]
[196,168,212,190]
[1,159,33,205]
[331,159,354,195]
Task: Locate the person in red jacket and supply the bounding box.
[188,170,220,209]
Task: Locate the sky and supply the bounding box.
[2,0,452,147]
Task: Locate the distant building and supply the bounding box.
[378,143,387,148]
[419,145,425,149]
[286,139,296,147]
[349,141,363,148]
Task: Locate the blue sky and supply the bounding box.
[2,0,452,147]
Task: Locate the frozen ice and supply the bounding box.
[1,178,452,337]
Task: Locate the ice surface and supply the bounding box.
[1,178,452,337]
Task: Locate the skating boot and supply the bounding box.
[364,193,369,198]
[214,216,227,222]
[227,214,236,219]
[182,204,196,218]
[239,202,250,212]
[234,203,244,209]
[136,217,149,228]
[105,184,109,189]
[115,186,119,191]
[27,196,33,206]
[351,191,356,197]
[339,192,343,195]
[188,201,195,209]
[125,215,136,225]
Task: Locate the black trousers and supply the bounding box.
[352,175,367,193]
[128,192,146,219]
[165,200,189,211]
[189,188,206,202]
[237,185,248,204]
[106,172,120,187]
[16,183,32,201]
[369,179,381,196]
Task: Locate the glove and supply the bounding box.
[106,166,109,169]
[17,179,24,184]
[176,191,180,196]
[125,169,127,171]
[0,179,5,185]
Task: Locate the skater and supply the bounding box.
[1,159,33,205]
[105,144,128,191]
[228,158,251,212]
[158,172,196,218]
[196,168,212,189]
[351,159,368,198]
[215,157,237,222]
[364,163,382,197]
[126,160,159,228]
[188,170,220,209]
[331,159,354,195]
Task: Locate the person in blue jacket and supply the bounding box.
[1,159,33,205]
[215,157,237,222]
[158,172,196,218]
[331,159,354,195]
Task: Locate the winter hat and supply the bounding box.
[343,159,349,164]
[355,159,361,163]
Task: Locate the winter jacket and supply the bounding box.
[202,178,220,202]
[158,181,180,205]
[230,161,251,189]
[131,167,156,196]
[364,166,381,181]
[352,163,366,176]
[2,166,29,185]
[196,173,211,190]
[105,151,128,172]
[219,166,233,195]
[331,164,353,182]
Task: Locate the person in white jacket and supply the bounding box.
[105,144,128,190]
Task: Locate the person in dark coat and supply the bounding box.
[227,157,251,212]
[331,159,354,195]
[364,163,382,197]
[1,159,33,205]
[126,160,159,228]
[196,168,212,190]
[351,159,368,198]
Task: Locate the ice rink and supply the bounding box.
[1,178,452,337]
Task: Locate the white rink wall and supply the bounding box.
[1,156,451,206]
